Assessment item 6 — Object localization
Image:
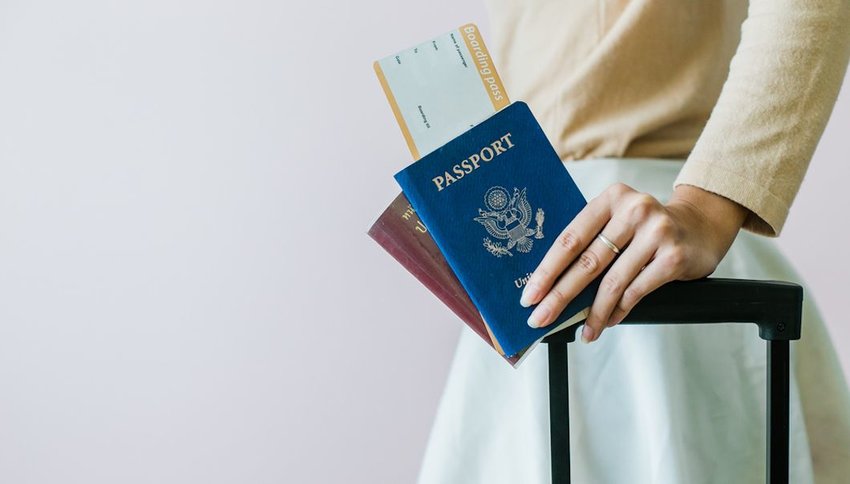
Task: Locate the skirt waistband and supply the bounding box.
[564,158,685,202]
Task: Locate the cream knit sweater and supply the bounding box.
[486,0,850,236]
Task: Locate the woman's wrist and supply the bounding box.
[667,184,748,259]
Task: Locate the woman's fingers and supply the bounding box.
[605,249,683,329]
[521,183,638,308]
[518,181,741,342]
[521,182,693,337]
[583,231,658,341]
[520,193,611,308]
[527,216,632,329]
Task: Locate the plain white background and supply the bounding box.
[0,1,847,482]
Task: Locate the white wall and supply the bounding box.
[0,1,847,483]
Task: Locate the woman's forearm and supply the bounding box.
[675,0,850,237]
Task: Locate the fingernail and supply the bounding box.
[520,284,537,308]
[581,325,594,343]
[527,305,550,328]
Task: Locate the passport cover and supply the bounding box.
[368,193,521,365]
[394,102,597,357]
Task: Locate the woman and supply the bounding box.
[418,1,850,483]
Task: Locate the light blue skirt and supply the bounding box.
[417,158,850,484]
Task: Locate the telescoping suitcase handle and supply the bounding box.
[543,278,803,484]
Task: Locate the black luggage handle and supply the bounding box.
[543,278,803,484]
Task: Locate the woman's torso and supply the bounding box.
[485,0,748,161]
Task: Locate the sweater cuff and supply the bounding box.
[673,160,789,237]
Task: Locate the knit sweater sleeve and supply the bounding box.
[674,0,850,236]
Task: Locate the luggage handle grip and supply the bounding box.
[543,278,802,344]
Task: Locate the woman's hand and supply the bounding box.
[520,183,749,343]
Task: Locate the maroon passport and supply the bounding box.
[368,192,521,366]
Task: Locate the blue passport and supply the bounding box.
[394,101,598,357]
